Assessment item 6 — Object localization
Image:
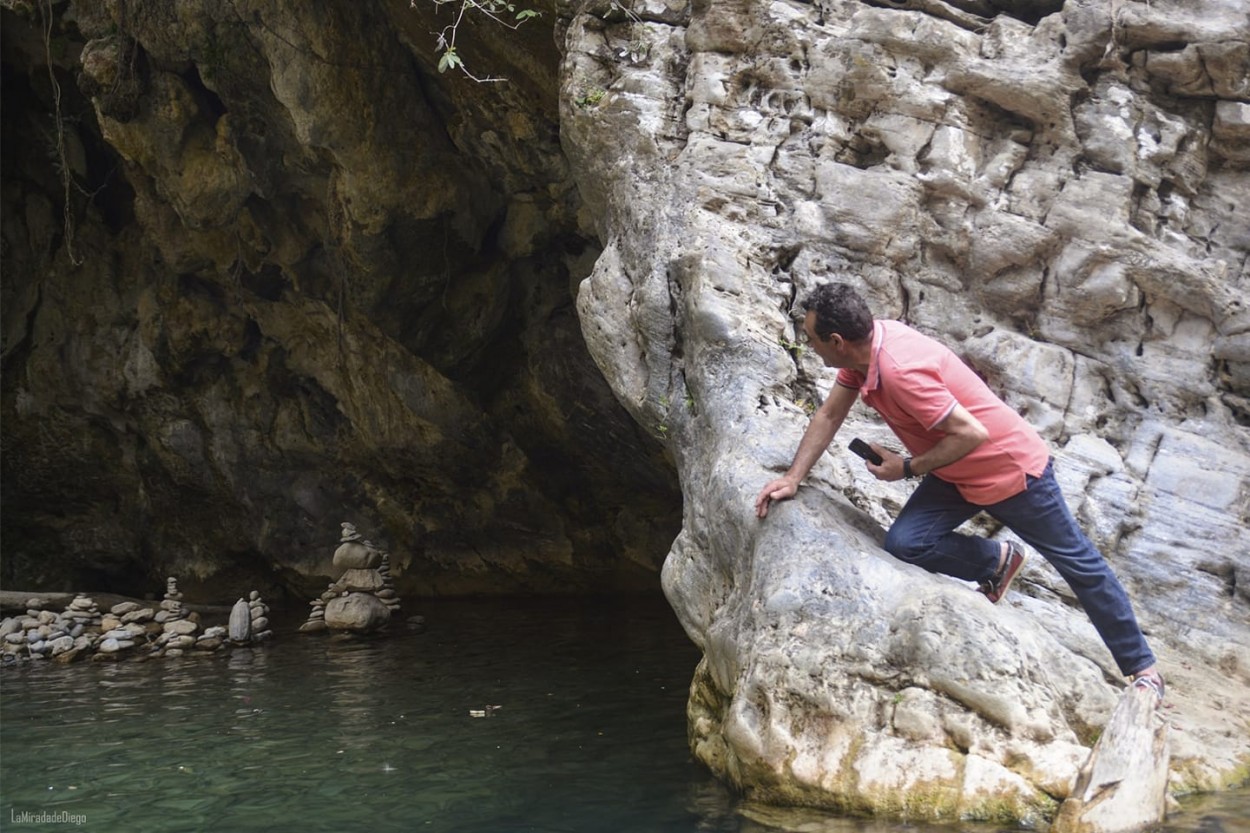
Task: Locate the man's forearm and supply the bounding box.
[786,408,843,482]
[909,436,981,475]
[908,407,988,475]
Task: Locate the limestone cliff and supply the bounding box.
[560,0,1250,820]
[0,0,680,599]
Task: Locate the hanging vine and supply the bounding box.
[39,0,83,266]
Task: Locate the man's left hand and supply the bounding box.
[865,445,908,481]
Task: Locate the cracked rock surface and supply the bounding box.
[562,0,1249,820]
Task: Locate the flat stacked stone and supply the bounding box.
[1,617,23,662]
[95,620,147,659]
[122,607,157,626]
[156,615,200,657]
[375,550,402,617]
[63,594,102,630]
[15,602,74,661]
[139,578,192,656]
[299,596,327,633]
[2,596,106,664]
[61,595,104,661]
[195,625,226,651]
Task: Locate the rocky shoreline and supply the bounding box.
[1,580,271,665]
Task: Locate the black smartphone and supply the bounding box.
[848,438,883,466]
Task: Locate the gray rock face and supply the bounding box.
[560,0,1249,820]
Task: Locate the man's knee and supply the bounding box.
[883,526,927,564]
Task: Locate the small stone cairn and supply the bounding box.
[249,591,273,642]
[300,586,331,634]
[102,594,157,657]
[376,551,401,617]
[227,590,273,645]
[152,577,204,657]
[85,593,149,659]
[299,522,398,634]
[156,576,186,623]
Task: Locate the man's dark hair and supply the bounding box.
[801,283,874,342]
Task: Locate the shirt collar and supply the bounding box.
[863,320,884,392]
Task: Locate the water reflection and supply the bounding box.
[1,596,1246,833]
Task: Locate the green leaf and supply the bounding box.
[516,8,539,20]
[437,48,462,73]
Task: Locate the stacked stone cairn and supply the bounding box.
[91,594,152,660]
[152,576,196,657]
[101,596,157,658]
[248,591,273,643]
[1,595,98,663]
[155,576,185,623]
[62,595,102,659]
[226,590,273,645]
[376,550,401,617]
[0,593,163,663]
[299,586,332,633]
[0,577,261,665]
[300,522,395,634]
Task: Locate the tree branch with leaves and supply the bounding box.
[413,0,540,82]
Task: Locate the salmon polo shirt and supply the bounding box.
[836,320,1050,505]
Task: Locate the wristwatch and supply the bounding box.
[903,458,916,478]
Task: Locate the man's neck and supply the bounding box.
[846,322,875,373]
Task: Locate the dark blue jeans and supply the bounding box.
[882,459,1156,677]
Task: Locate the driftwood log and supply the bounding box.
[1052,684,1170,833]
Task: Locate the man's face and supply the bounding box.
[803,310,845,368]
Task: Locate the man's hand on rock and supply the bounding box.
[755,476,799,518]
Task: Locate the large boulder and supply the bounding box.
[324,592,391,633]
[560,0,1250,821]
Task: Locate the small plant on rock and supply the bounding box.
[575,87,607,108]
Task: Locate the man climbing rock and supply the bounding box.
[755,282,1164,702]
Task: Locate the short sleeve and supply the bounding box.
[886,365,958,430]
[836,368,864,389]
